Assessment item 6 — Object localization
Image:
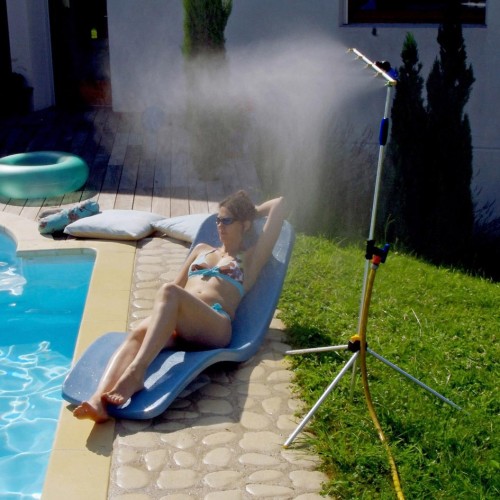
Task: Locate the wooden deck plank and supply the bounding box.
[188,184,209,214]
[169,122,190,216]
[93,108,115,153]
[151,150,171,216]
[133,158,155,213]
[79,110,114,206]
[81,147,111,204]
[132,134,157,213]
[206,180,226,213]
[95,111,126,211]
[59,188,85,208]
[19,198,47,221]
[170,148,190,217]
[49,113,78,152]
[97,164,122,211]
[25,110,60,152]
[189,189,209,214]
[187,150,209,214]
[114,144,141,210]
[127,114,143,147]
[2,200,25,215]
[71,111,98,156]
[152,169,171,217]
[59,131,97,208]
[108,131,129,166]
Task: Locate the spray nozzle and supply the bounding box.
[375,61,399,81]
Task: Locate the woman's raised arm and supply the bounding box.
[245,196,288,288]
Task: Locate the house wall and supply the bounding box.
[106,0,498,215]
[6,0,54,110]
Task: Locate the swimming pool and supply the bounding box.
[0,230,95,499]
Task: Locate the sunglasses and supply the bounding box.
[216,216,236,226]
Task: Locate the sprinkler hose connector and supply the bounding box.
[365,240,390,263]
[348,335,367,352]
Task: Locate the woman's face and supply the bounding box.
[216,206,246,243]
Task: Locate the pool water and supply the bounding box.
[0,231,94,499]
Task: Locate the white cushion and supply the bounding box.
[64,210,164,240]
[151,213,212,242]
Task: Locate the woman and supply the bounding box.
[73,191,287,423]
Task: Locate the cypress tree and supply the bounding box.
[423,2,475,264]
[381,33,427,251]
[182,0,232,59]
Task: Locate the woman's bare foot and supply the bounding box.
[73,400,109,423]
[102,367,144,406]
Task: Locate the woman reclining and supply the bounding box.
[73,190,287,423]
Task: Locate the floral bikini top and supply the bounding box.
[188,249,245,296]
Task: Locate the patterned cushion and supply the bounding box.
[38,199,100,234]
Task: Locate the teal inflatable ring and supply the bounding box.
[0,151,89,199]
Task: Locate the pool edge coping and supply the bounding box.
[0,212,135,500]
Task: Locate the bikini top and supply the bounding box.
[188,249,245,297]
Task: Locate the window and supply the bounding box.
[346,1,486,25]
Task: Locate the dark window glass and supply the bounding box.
[347,1,486,24]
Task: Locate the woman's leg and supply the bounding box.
[74,283,230,422]
[73,318,150,422]
[102,283,231,407]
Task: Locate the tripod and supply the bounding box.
[283,49,462,449]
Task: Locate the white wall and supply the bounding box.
[7,0,54,110]
[107,0,499,215]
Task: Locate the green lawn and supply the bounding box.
[278,234,499,499]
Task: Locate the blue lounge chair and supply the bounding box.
[62,215,295,419]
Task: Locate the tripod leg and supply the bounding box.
[367,348,463,411]
[284,351,360,448]
[286,345,349,355]
[349,356,358,399]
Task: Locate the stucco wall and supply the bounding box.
[107,1,499,215]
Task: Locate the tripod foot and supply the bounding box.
[284,351,360,447]
[368,348,463,411]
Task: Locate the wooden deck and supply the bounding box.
[0,107,262,221]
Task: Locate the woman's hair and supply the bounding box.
[219,190,257,221]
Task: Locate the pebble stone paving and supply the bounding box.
[107,236,330,499]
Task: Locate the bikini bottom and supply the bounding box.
[211,302,231,320]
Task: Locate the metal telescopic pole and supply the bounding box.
[284,50,396,447]
[284,49,461,449]
[349,71,395,393]
[357,80,394,331]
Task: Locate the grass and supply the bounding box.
[278,234,499,499]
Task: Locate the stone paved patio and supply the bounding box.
[107,236,329,499]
